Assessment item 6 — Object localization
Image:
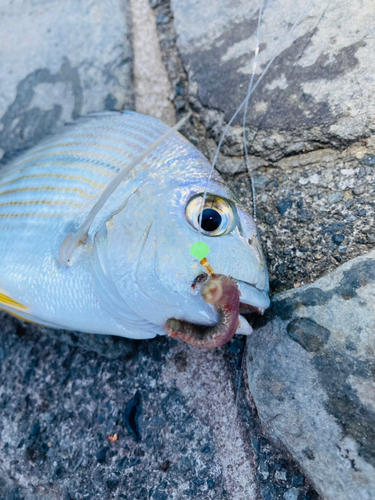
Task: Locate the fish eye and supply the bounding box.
[185,194,235,236]
[199,208,222,232]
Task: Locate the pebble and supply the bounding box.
[346,215,356,222]
[156,12,169,24]
[328,192,344,203]
[275,470,287,481]
[353,184,366,195]
[359,155,375,166]
[332,234,345,245]
[346,199,355,208]
[283,487,300,500]
[258,461,270,480]
[277,198,294,215]
[339,246,347,254]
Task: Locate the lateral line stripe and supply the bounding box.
[0,173,105,190]
[0,187,95,199]
[0,212,68,218]
[33,141,144,157]
[16,161,116,177]
[0,200,81,208]
[22,150,134,166]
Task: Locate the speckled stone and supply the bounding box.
[0,315,319,500]
[247,249,375,500]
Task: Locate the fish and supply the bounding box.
[0,111,269,348]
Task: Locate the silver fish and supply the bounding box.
[0,111,269,347]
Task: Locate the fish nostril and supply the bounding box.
[248,238,253,246]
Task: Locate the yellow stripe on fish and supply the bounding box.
[17,161,116,178]
[0,292,28,310]
[0,173,106,190]
[0,213,67,219]
[0,186,96,199]
[0,200,81,208]
[33,141,144,157]
[17,150,134,166]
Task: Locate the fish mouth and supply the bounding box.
[164,274,269,349]
[235,280,270,315]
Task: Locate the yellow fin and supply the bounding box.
[0,292,28,310]
[5,310,33,324]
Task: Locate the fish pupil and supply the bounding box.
[199,209,222,232]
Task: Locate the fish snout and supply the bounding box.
[165,274,240,349]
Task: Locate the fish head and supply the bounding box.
[95,174,269,344]
[153,179,270,320]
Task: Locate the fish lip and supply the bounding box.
[232,279,270,315]
[191,275,270,315]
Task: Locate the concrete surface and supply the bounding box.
[0,0,134,162]
[130,0,175,125]
[0,317,318,500]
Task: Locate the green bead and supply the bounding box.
[190,241,210,260]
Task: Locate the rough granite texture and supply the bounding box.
[0,317,319,500]
[0,0,134,162]
[247,249,375,500]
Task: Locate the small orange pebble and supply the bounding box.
[294,282,301,288]
[107,433,118,443]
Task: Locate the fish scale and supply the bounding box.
[0,113,166,224]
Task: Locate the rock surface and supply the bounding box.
[247,249,375,500]
[0,316,318,500]
[0,0,134,162]
[171,0,375,152]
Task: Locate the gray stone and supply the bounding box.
[283,488,300,500]
[332,233,345,245]
[328,192,344,204]
[360,155,375,167]
[0,0,134,161]
[353,184,367,196]
[171,0,375,154]
[247,249,375,500]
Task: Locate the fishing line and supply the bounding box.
[207,1,327,498]
[243,0,266,223]
[59,112,191,267]
[196,0,316,266]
